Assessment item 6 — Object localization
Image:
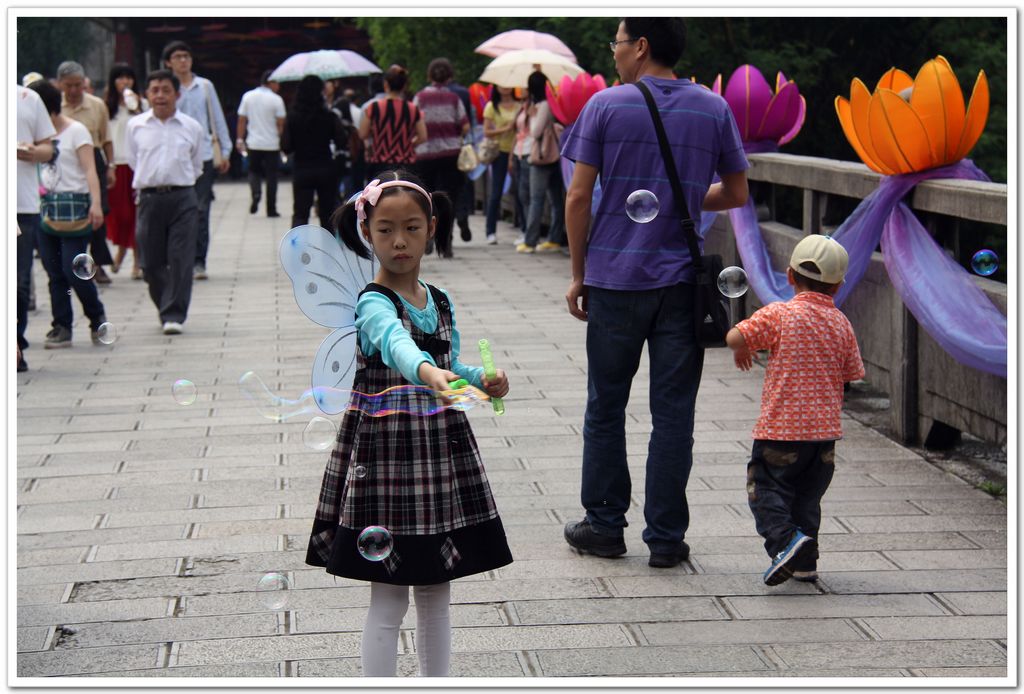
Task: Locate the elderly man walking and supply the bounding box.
[561,18,749,568]
[236,70,286,218]
[162,40,231,281]
[124,70,204,336]
[57,60,115,284]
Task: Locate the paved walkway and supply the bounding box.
[16,182,1007,679]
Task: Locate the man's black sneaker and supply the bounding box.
[459,223,472,242]
[250,199,259,214]
[649,541,690,568]
[564,519,627,557]
[267,211,281,218]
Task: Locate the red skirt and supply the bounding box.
[106,164,136,248]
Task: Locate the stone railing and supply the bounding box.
[704,152,1007,447]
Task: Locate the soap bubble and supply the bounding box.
[625,189,660,223]
[717,266,749,298]
[357,526,394,561]
[352,464,367,479]
[257,572,289,609]
[94,322,116,345]
[971,249,999,277]
[72,253,96,280]
[303,416,336,450]
[171,379,197,406]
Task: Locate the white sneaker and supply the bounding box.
[486,235,498,245]
[514,233,525,245]
[162,321,183,335]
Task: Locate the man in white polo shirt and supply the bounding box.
[124,70,204,336]
[237,70,286,217]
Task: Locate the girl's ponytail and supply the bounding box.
[331,198,372,260]
[429,191,455,257]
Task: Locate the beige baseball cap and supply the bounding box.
[22,72,44,87]
[790,234,849,285]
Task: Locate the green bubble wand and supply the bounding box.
[477,339,505,415]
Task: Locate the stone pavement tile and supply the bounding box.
[93,535,280,562]
[607,575,818,598]
[294,603,504,634]
[817,568,1006,594]
[450,624,631,652]
[452,577,608,604]
[912,499,1008,515]
[16,462,121,479]
[17,626,52,652]
[734,500,924,517]
[18,484,113,505]
[770,639,1006,670]
[683,516,845,538]
[17,643,163,676]
[812,531,980,553]
[18,596,170,627]
[56,613,280,648]
[18,557,179,586]
[496,557,704,580]
[193,518,312,539]
[960,530,1007,549]
[18,583,69,605]
[105,505,280,529]
[867,472,964,486]
[935,592,1007,615]
[658,668,908,677]
[115,479,277,499]
[640,617,865,645]
[189,551,313,578]
[701,473,881,490]
[70,572,290,602]
[296,651,527,677]
[124,455,282,471]
[912,667,1008,677]
[77,661,283,677]
[17,546,89,567]
[535,644,769,676]
[17,515,98,535]
[843,515,1008,533]
[182,585,371,616]
[512,596,726,625]
[174,632,363,666]
[883,549,1006,570]
[19,495,193,517]
[814,485,990,502]
[725,593,945,620]
[18,525,187,551]
[860,615,1007,640]
[693,551,897,575]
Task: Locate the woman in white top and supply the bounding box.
[30,80,107,349]
[104,64,145,279]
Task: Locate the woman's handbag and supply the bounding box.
[40,191,92,234]
[635,81,730,348]
[457,140,479,172]
[476,137,501,165]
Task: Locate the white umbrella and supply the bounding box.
[478,48,584,89]
[475,29,576,62]
[269,49,381,83]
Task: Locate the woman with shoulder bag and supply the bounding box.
[29,81,108,349]
[520,71,566,254]
[481,85,520,244]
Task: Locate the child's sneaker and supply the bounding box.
[763,530,816,586]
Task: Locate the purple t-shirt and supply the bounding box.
[562,76,748,290]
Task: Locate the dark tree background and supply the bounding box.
[356,16,1007,182]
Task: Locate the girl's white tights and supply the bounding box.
[361,581,451,677]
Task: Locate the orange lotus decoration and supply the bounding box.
[835,56,989,175]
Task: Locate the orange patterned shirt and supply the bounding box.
[735,291,865,441]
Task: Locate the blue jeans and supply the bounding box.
[581,283,704,553]
[17,214,39,349]
[35,227,107,333]
[512,155,529,230]
[524,161,565,247]
[484,151,510,236]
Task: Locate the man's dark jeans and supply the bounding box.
[747,439,835,560]
[581,283,704,554]
[484,151,510,236]
[194,159,216,265]
[16,214,39,349]
[35,227,106,332]
[248,149,280,214]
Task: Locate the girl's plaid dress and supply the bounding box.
[306,282,513,585]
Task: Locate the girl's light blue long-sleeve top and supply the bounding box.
[354,283,485,388]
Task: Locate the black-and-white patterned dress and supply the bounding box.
[306,282,513,584]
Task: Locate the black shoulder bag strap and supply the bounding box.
[634,80,703,273]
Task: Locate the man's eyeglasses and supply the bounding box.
[608,38,639,52]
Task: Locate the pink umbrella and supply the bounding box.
[475,29,576,63]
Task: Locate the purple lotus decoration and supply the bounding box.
[713,65,806,146]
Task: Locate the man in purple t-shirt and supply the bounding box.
[561,18,749,568]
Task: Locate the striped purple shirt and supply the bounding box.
[413,85,468,160]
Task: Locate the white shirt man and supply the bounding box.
[124,71,204,336]
[236,74,286,217]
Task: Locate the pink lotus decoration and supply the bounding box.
[546,72,608,126]
[714,65,806,145]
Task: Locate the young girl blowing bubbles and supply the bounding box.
[305,169,513,677]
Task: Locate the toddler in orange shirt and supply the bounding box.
[726,235,865,586]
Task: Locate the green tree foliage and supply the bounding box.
[356,15,1006,181]
[17,18,89,80]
